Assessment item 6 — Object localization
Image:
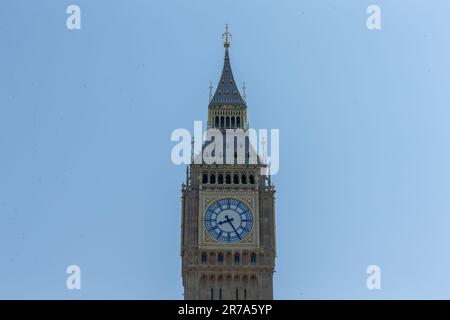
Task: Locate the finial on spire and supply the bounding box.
[261,136,267,165]
[242,82,247,102]
[190,136,194,164]
[222,24,232,48]
[209,81,213,102]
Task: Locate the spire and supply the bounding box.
[209,25,246,108]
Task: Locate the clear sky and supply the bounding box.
[1,0,450,299]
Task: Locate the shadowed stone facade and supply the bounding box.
[181,28,276,300]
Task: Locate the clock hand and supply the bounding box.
[216,214,241,240]
[227,220,241,239]
[218,215,233,226]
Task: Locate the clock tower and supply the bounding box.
[181,26,276,300]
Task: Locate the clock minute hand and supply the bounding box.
[227,219,241,240]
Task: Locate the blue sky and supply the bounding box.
[1,0,450,299]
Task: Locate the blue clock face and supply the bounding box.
[204,198,253,243]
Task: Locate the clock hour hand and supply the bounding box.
[218,215,233,226]
[218,215,241,239]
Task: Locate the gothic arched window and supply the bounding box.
[241,174,247,184]
[226,252,232,265]
[231,116,235,127]
[215,116,219,127]
[218,174,224,184]
[225,174,231,184]
[209,252,216,265]
[236,116,241,127]
[210,174,216,184]
[202,174,208,184]
[250,253,257,265]
[233,174,239,184]
[249,174,255,184]
[201,252,207,264]
[226,116,230,128]
[220,116,225,128]
[218,253,224,264]
[234,253,240,264]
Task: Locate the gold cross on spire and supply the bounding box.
[222,24,232,48]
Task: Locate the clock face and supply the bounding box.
[204,198,253,243]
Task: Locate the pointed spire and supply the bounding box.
[209,25,246,108]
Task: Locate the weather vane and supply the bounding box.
[222,24,232,48]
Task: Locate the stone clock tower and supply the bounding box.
[181,26,276,300]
